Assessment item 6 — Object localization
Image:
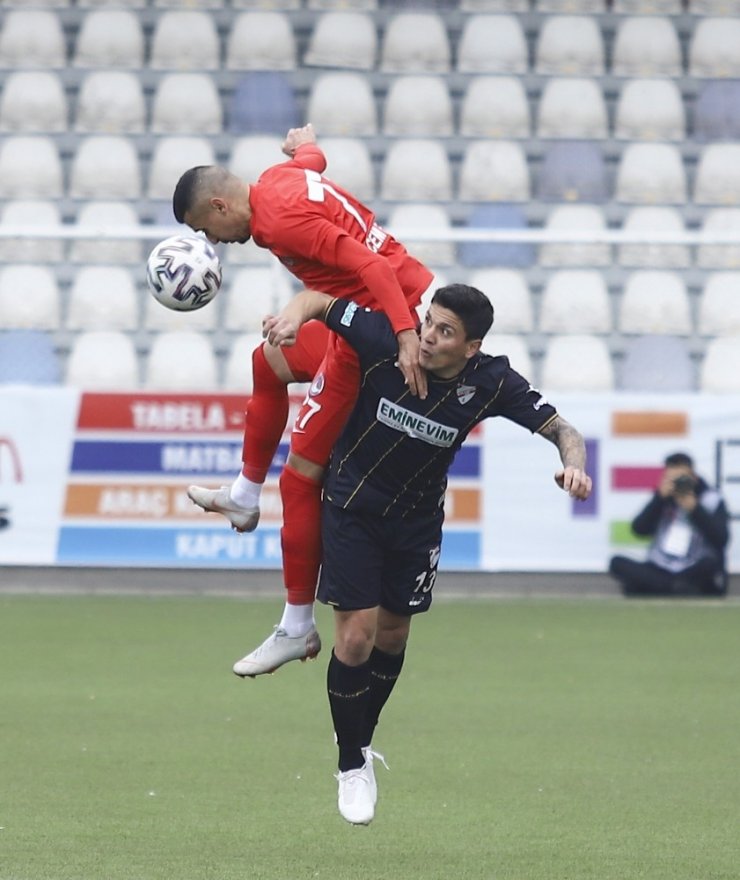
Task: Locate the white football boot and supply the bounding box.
[232,626,322,678]
[361,746,388,806]
[335,763,375,825]
[187,485,259,533]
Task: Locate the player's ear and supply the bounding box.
[209,196,227,213]
[465,339,482,360]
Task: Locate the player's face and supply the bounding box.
[185,197,251,245]
[419,304,481,378]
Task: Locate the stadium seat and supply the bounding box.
[66,331,138,389]
[69,137,141,199]
[380,13,451,73]
[305,12,376,70]
[148,137,216,200]
[0,136,63,198]
[145,331,219,391]
[697,208,740,269]
[486,334,534,378]
[307,73,377,136]
[151,74,223,134]
[690,18,740,78]
[541,335,614,391]
[612,17,681,77]
[694,144,740,204]
[70,202,142,265]
[0,10,65,68]
[233,0,299,8]
[224,267,293,332]
[224,239,273,267]
[540,271,611,335]
[0,200,64,263]
[229,135,283,184]
[613,0,681,10]
[387,203,455,267]
[614,79,685,141]
[3,0,68,5]
[153,0,224,7]
[460,76,530,138]
[537,141,608,202]
[383,76,453,137]
[469,269,533,332]
[228,72,299,135]
[72,10,144,68]
[689,0,740,10]
[75,71,145,134]
[227,12,296,70]
[458,204,534,269]
[535,16,605,76]
[380,139,452,201]
[67,267,139,331]
[78,0,145,7]
[149,11,220,70]
[0,71,67,133]
[698,272,740,336]
[306,0,376,7]
[618,271,692,335]
[320,138,375,201]
[615,143,686,204]
[459,141,529,202]
[0,330,60,385]
[536,0,606,10]
[457,15,527,74]
[618,206,690,269]
[619,335,694,392]
[539,204,610,268]
[536,78,608,139]
[223,332,263,393]
[0,265,60,330]
[144,290,217,333]
[700,336,740,392]
[694,80,740,141]
[461,0,528,8]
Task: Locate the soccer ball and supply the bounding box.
[146,235,222,312]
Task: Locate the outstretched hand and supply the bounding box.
[282,123,317,157]
[555,467,592,501]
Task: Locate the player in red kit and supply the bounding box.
[173,124,433,676]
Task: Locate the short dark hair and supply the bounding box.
[665,452,694,469]
[431,284,494,341]
[172,166,209,223]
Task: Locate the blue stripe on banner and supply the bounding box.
[449,444,480,478]
[439,530,481,570]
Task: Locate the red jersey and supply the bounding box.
[247,144,432,334]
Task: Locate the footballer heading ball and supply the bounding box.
[146,235,222,312]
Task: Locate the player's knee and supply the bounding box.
[254,338,294,385]
[335,615,375,666]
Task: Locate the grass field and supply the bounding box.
[1,594,738,880]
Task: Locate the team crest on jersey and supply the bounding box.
[456,384,476,405]
[309,373,325,396]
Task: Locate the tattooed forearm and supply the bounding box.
[539,416,587,470]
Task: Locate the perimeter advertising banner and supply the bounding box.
[0,389,738,571]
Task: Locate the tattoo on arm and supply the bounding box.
[539,416,587,470]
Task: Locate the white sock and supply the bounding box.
[279,602,315,637]
[230,472,262,509]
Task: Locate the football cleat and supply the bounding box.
[232,626,322,678]
[335,763,375,826]
[187,485,260,533]
[362,746,388,806]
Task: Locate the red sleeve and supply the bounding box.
[287,143,327,174]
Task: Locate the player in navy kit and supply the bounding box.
[263,283,593,826]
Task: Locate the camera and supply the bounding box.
[673,474,696,495]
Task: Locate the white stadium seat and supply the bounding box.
[145,331,219,391]
[383,76,454,137]
[618,271,692,335]
[0,136,63,198]
[381,139,452,202]
[540,271,612,335]
[539,205,610,268]
[67,267,139,331]
[153,0,224,9]
[0,200,64,263]
[320,138,375,202]
[305,12,376,70]
[387,203,455,267]
[486,334,533,379]
[457,15,527,74]
[614,79,685,141]
[612,17,681,77]
[380,13,451,73]
[615,143,686,204]
[469,269,533,333]
[537,78,608,139]
[224,332,264,393]
[224,267,293,332]
[541,335,614,391]
[459,141,529,202]
[78,0,146,7]
[0,10,66,68]
[0,71,67,132]
[227,13,297,70]
[150,11,220,70]
[620,335,693,392]
[460,76,530,138]
[697,209,740,269]
[151,74,223,134]
[307,73,377,136]
[148,137,216,200]
[536,0,606,10]
[75,71,145,134]
[535,16,605,76]
[144,289,217,333]
[613,0,681,10]
[689,0,740,10]
[229,136,283,183]
[233,0,300,8]
[700,336,740,392]
[461,0,528,8]
[618,207,690,269]
[66,331,139,390]
[70,202,142,265]
[698,273,740,336]
[694,144,740,204]
[73,10,144,68]
[306,0,377,8]
[69,137,141,199]
[689,18,740,78]
[0,265,60,330]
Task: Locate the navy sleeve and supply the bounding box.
[324,299,399,366]
[493,366,558,433]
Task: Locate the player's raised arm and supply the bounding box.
[539,416,593,501]
[281,123,326,173]
[263,290,334,347]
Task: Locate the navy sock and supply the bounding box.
[361,646,405,748]
[327,651,371,772]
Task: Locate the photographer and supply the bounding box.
[609,452,730,597]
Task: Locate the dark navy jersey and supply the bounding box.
[323,299,558,516]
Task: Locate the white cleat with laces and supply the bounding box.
[187,485,260,533]
[232,626,322,678]
[362,746,388,806]
[335,763,375,826]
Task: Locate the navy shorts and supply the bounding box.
[317,501,443,616]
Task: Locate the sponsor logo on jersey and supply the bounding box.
[456,384,476,405]
[528,384,549,411]
[365,223,388,254]
[377,399,458,447]
[310,372,325,396]
[340,301,359,327]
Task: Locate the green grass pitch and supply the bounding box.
[1,594,738,880]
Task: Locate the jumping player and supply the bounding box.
[172,125,433,676]
[263,283,593,825]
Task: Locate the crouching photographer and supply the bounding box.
[609,452,730,597]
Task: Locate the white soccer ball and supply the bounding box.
[146,235,222,312]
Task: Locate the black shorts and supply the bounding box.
[317,501,443,616]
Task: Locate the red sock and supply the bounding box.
[241,344,289,483]
[279,465,322,605]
